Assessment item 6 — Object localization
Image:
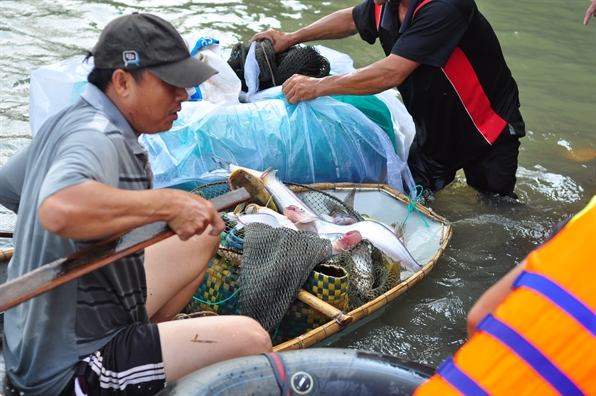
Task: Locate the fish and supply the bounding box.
[228,167,278,211]
[283,205,318,233]
[350,242,375,296]
[233,205,360,253]
[325,230,363,255]
[233,213,289,229]
[230,165,421,272]
[242,204,298,230]
[320,212,359,226]
[321,188,359,225]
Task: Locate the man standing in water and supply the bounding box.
[0,13,271,396]
[252,0,526,200]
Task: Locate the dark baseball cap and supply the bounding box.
[92,13,217,88]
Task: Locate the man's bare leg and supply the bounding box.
[144,230,272,382]
[144,232,219,321]
[158,315,272,382]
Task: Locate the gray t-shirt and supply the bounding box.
[0,84,153,395]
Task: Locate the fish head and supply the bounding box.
[283,205,317,224]
[342,230,363,246]
[332,230,363,253]
[283,205,304,222]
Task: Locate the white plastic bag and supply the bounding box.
[243,41,260,102]
[193,44,242,104]
[29,56,92,136]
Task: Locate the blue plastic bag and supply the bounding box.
[141,95,414,195]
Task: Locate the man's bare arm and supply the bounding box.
[282,54,419,103]
[39,180,224,241]
[251,8,357,52]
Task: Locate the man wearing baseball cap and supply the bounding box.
[1,13,271,396]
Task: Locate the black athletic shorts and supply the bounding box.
[74,323,166,395]
[408,128,521,197]
[3,323,165,396]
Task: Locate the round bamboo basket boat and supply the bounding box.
[273,182,452,351]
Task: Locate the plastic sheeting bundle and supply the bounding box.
[27,38,416,196]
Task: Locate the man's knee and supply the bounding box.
[205,232,220,257]
[234,316,272,354]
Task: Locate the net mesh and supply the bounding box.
[227,41,331,92]
[190,181,400,336]
[239,222,331,331]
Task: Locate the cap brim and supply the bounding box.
[149,56,218,88]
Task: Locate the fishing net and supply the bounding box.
[186,181,400,338]
[228,40,331,92]
[239,222,331,331]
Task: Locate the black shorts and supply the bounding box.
[408,129,521,197]
[74,323,166,396]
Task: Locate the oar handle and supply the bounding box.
[0,247,14,262]
[0,188,250,312]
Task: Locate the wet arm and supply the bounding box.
[466,261,526,337]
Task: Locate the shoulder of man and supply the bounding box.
[415,0,474,15]
[36,98,118,143]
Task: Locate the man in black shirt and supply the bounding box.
[252,0,525,199]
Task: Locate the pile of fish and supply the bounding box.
[227,166,420,272]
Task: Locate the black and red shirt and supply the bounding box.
[353,0,525,165]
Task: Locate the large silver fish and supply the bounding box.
[234,204,362,254]
[229,166,421,272]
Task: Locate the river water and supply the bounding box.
[0,0,594,371]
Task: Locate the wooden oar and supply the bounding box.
[0,188,250,312]
[0,247,14,262]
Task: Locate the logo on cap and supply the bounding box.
[122,50,140,67]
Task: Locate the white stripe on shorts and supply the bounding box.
[83,351,166,390]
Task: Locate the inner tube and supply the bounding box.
[158,348,432,395]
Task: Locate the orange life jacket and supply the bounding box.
[416,196,596,395]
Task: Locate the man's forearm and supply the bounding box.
[287,7,357,46]
[315,54,418,96]
[39,180,177,240]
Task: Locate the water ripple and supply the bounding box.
[517,165,584,203]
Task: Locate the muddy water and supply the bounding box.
[0,0,594,376]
